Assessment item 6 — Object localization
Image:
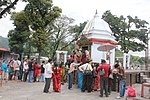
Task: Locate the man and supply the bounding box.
[43,59,53,93]
[28,59,34,83]
[97,59,110,97]
[79,60,93,93]
[23,58,29,82]
[13,58,21,80]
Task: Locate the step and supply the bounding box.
[142,76,148,79]
[143,77,150,83]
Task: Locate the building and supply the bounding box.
[77,11,118,67]
[0,48,10,59]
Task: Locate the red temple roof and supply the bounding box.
[0,48,10,52]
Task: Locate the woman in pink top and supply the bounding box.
[68,60,80,89]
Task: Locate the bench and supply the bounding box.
[141,83,150,97]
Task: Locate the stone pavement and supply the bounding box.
[0,81,149,100]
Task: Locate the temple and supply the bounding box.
[77,11,118,67]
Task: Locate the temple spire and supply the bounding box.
[94,9,98,17]
[95,9,97,14]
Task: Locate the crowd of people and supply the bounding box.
[0,49,126,99]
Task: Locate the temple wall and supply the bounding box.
[91,42,115,68]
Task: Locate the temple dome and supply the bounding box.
[82,12,112,35]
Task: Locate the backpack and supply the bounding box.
[99,65,105,76]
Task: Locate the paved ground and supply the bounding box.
[0,81,150,100]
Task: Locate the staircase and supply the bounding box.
[141,73,150,83]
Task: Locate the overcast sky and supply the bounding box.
[1,0,150,37]
[0,0,150,56]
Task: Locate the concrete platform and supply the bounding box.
[0,81,149,100]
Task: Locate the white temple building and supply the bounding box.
[77,11,118,67]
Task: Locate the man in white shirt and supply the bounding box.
[13,58,21,80]
[43,59,53,93]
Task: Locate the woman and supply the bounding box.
[33,62,40,82]
[52,63,61,92]
[68,60,80,89]
[116,65,126,99]
[108,68,113,95]
[60,62,65,85]
[77,67,83,90]
[91,64,98,91]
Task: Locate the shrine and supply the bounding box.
[77,11,118,67]
[56,50,68,64]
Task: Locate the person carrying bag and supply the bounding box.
[84,65,92,76]
[99,65,105,76]
[79,60,93,92]
[97,59,110,97]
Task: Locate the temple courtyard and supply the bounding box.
[0,81,149,100]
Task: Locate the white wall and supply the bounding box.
[91,42,115,68]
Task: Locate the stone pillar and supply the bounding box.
[56,51,60,63]
[127,54,130,69]
[64,53,67,64]
[110,49,115,69]
[123,53,127,69]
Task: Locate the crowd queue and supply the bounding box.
[0,49,126,99]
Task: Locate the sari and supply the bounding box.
[52,67,61,92]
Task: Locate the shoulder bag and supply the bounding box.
[84,64,92,75]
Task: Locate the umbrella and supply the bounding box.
[97,43,117,52]
[97,43,117,63]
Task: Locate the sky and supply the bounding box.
[0,0,150,57]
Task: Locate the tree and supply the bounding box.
[24,0,62,62]
[102,10,149,53]
[46,15,87,58]
[8,11,31,57]
[8,0,62,62]
[0,0,20,18]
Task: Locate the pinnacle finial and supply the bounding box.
[95,10,97,14]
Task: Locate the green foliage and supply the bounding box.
[102,10,149,53]
[8,0,86,61]
[45,15,86,58]
[130,55,145,65]
[115,49,145,65]
[8,0,62,61]
[8,11,31,56]
[115,49,123,57]
[24,0,62,61]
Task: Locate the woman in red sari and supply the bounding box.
[52,63,61,92]
[33,62,40,82]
